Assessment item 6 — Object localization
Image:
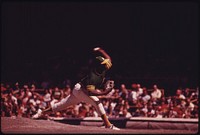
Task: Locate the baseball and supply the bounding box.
[93,47,100,51]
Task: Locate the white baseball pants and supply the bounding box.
[51,83,106,116]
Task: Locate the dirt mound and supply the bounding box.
[1,117,198,134]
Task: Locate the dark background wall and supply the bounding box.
[1,2,198,94]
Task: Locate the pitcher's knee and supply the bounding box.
[95,100,101,105]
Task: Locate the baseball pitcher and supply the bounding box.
[32,47,120,130]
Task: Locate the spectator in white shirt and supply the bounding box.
[142,88,151,103]
[176,89,186,100]
[137,84,143,96]
[151,85,162,99]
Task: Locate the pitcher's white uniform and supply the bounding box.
[52,83,106,116]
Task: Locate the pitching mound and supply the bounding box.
[1,117,198,134]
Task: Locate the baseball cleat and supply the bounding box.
[109,124,120,130]
[32,109,43,119]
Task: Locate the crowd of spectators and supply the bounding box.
[1,81,198,119]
